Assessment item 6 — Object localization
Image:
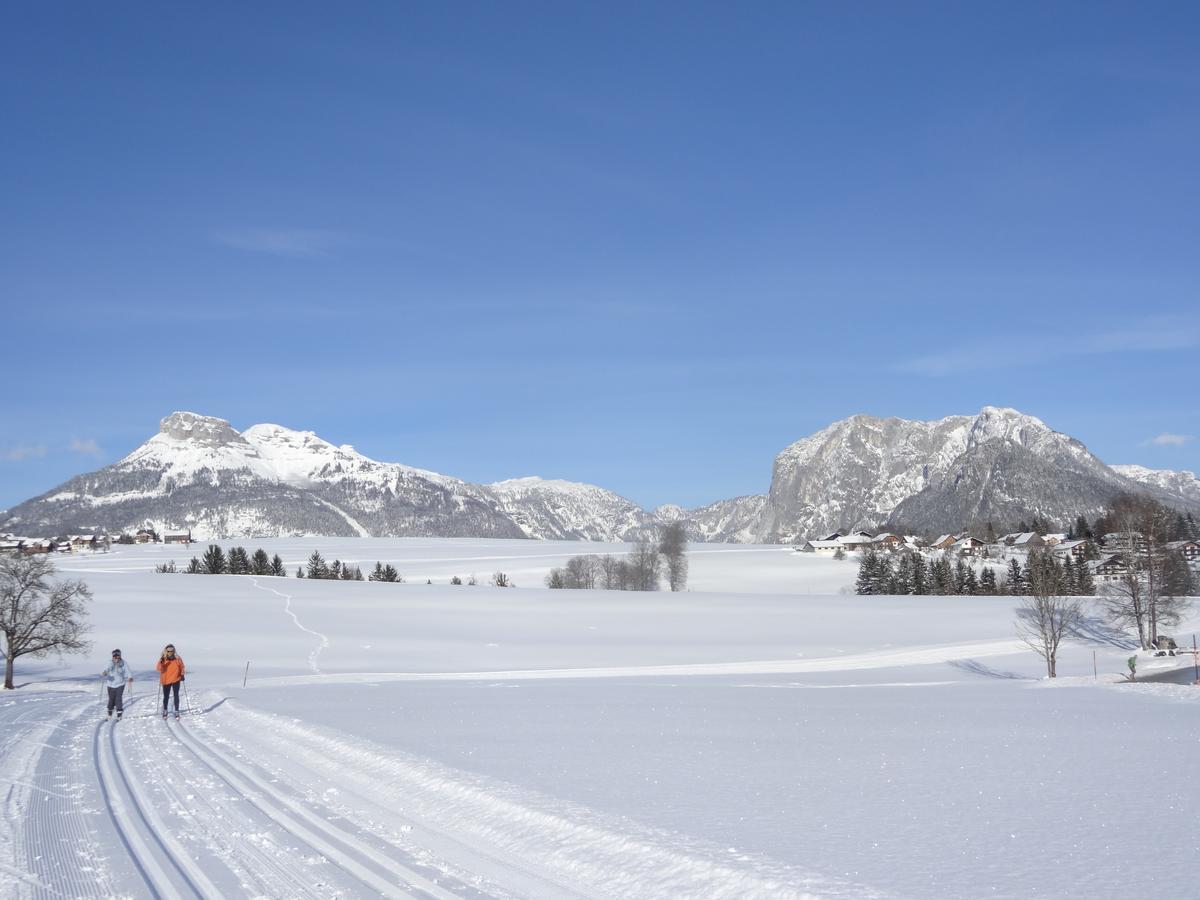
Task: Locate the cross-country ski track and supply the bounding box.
[3,684,849,899]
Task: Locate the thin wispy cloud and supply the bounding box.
[211,227,351,258]
[68,437,103,456]
[895,318,1200,377]
[3,445,48,462]
[1142,433,1193,447]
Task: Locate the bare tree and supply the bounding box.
[1016,585,1083,678]
[658,523,688,592]
[491,571,513,588]
[1,556,93,690]
[627,539,662,591]
[564,555,600,590]
[1100,571,1149,649]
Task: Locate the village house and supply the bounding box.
[164,530,193,545]
[69,534,97,551]
[1041,533,1070,547]
[930,534,959,550]
[20,539,55,554]
[797,540,842,553]
[1052,539,1090,559]
[1089,554,1131,583]
[1166,539,1200,562]
[1002,532,1044,550]
[135,529,157,544]
[1102,532,1147,552]
[870,533,907,551]
[950,536,985,556]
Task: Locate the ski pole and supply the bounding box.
[182,679,194,717]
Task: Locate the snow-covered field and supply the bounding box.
[3,540,1198,898]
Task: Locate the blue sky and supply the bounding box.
[2,2,1198,510]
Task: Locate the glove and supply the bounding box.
[180,676,185,682]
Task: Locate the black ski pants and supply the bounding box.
[162,681,180,712]
[106,685,125,714]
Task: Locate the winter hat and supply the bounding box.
[112,649,121,657]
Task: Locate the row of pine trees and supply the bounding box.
[165,545,403,582]
[855,549,1097,596]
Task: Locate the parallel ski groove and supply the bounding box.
[168,718,440,899]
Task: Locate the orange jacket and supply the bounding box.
[157,656,185,685]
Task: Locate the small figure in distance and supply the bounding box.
[157,643,186,720]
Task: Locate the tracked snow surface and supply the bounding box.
[2,539,1198,899]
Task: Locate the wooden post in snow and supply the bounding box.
[243,661,250,688]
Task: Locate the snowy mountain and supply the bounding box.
[486,476,659,541]
[759,407,1200,541]
[1,413,655,541]
[5,408,1197,542]
[1110,464,1200,506]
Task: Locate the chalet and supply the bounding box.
[950,536,985,556]
[819,532,844,542]
[1089,554,1132,583]
[20,539,54,554]
[0,539,21,555]
[1003,533,1044,551]
[1041,533,1069,547]
[1166,539,1200,562]
[838,534,874,551]
[930,534,959,550]
[164,530,193,545]
[1102,532,1147,552]
[135,529,156,544]
[1052,539,1090,559]
[871,533,907,550]
[69,534,97,551]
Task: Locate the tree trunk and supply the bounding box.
[4,652,14,690]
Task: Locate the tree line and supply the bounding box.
[545,524,688,591]
[854,548,1096,596]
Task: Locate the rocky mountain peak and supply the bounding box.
[158,412,243,446]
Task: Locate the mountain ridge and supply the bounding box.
[2,409,1196,541]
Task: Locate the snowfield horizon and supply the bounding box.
[1,538,1197,899]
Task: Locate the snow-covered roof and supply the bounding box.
[805,540,843,550]
[1054,540,1086,551]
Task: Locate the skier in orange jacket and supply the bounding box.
[156,643,186,719]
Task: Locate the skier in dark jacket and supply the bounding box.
[101,649,132,719]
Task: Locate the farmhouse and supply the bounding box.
[1002,533,1044,550]
[164,530,193,545]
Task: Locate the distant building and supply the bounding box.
[950,536,985,556]
[1002,533,1044,550]
[930,534,959,550]
[1166,539,1200,562]
[1089,554,1131,583]
[1102,532,1147,552]
[1052,539,1090,559]
[163,530,193,545]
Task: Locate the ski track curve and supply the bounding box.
[250,576,329,673]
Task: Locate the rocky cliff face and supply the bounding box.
[758,407,1200,540]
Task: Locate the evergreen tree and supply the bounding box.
[912,555,929,595]
[270,554,286,577]
[1073,514,1091,541]
[201,544,227,575]
[1187,513,1199,540]
[250,548,271,576]
[985,522,997,543]
[855,551,879,595]
[980,567,997,595]
[1061,555,1078,596]
[963,567,979,595]
[296,566,304,578]
[1007,559,1024,595]
[227,546,251,575]
[306,551,328,580]
[893,553,914,595]
[1162,552,1196,597]
[954,559,969,595]
[369,562,385,582]
[1075,558,1095,596]
[185,556,201,575]
[933,557,955,595]
[341,564,357,581]
[329,560,343,580]
[1170,512,1190,541]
